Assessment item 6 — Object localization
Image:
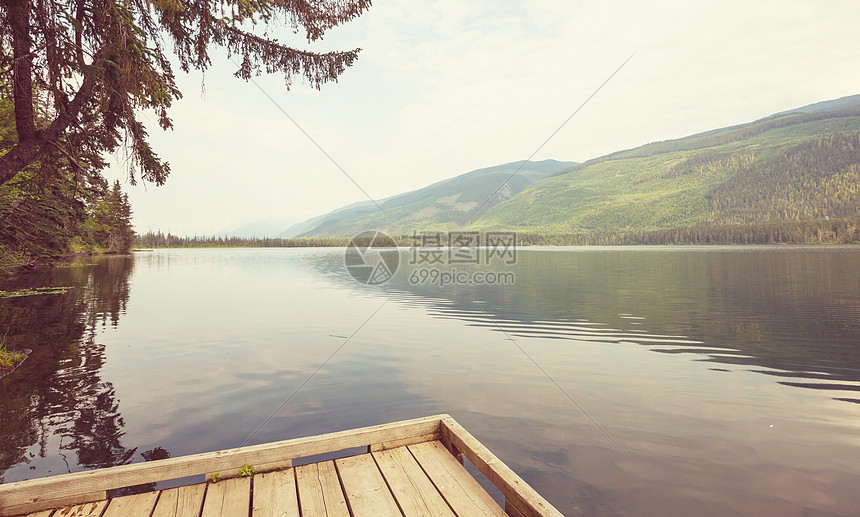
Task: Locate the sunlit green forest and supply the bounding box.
[473,109,860,243]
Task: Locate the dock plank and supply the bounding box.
[3,416,561,517]
[200,477,250,517]
[295,462,349,517]
[151,484,206,517]
[373,447,455,517]
[316,461,349,516]
[52,500,109,517]
[251,470,299,517]
[408,442,506,517]
[335,454,401,517]
[0,415,444,515]
[102,492,159,517]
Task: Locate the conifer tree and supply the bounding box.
[0,0,371,187]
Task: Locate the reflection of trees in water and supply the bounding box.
[0,256,155,483]
[376,250,860,389]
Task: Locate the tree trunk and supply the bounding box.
[8,0,36,141]
[2,0,40,186]
[1,0,100,188]
[0,137,44,185]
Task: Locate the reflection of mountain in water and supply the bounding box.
[0,256,164,483]
[304,247,860,404]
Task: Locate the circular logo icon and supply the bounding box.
[344,230,400,285]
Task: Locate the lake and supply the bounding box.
[2,246,859,516]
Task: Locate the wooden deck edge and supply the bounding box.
[368,431,440,452]
[1,490,106,517]
[440,417,564,517]
[204,458,293,482]
[0,414,448,516]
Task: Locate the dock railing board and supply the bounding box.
[0,414,564,517]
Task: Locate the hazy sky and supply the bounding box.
[106,0,860,236]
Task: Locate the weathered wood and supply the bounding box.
[295,462,349,517]
[505,498,527,517]
[440,418,564,517]
[22,511,53,517]
[51,500,109,517]
[368,432,439,452]
[102,492,159,517]
[4,415,562,517]
[206,459,293,482]
[409,441,506,517]
[295,464,325,517]
[335,454,401,517]
[151,484,206,517]
[200,477,251,517]
[0,415,447,514]
[251,470,299,517]
[295,463,326,515]
[317,461,350,517]
[439,432,465,465]
[251,459,293,475]
[373,447,455,517]
[3,492,108,517]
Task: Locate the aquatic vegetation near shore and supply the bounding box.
[0,286,70,298]
[0,332,28,373]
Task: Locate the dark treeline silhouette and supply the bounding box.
[517,218,860,246]
[136,231,352,248]
[139,216,860,250]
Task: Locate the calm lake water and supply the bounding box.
[2,246,860,516]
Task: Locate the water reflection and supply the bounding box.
[0,256,146,482]
[303,246,860,403]
[1,247,859,516]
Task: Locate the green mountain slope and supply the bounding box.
[295,159,577,237]
[473,102,860,236]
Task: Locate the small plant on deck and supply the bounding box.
[239,464,256,477]
[210,472,221,483]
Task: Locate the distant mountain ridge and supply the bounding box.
[244,94,860,241]
[290,159,577,237]
[772,93,860,117]
[475,95,860,236]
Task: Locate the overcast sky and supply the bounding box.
[106,0,860,236]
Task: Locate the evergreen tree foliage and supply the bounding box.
[0,0,370,187]
[0,96,136,267]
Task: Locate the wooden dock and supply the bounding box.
[0,415,563,517]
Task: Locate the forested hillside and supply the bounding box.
[280,96,860,245]
[474,104,860,242]
[704,131,860,224]
[293,160,576,237]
